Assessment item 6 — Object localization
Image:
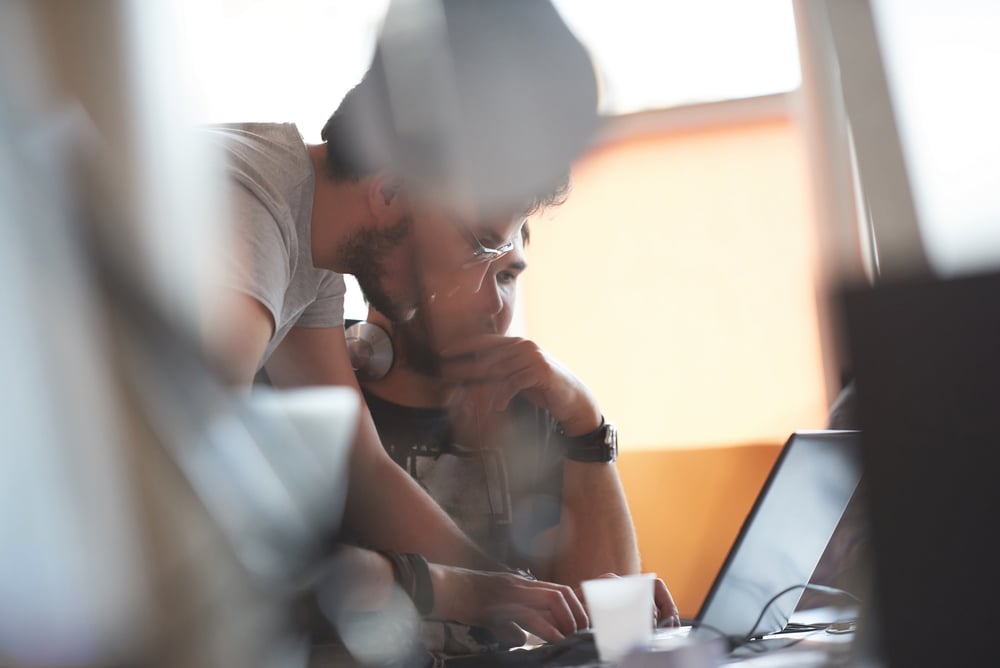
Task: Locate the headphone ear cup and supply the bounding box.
[345,321,394,381]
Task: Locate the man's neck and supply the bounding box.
[306,144,370,272]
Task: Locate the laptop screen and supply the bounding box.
[695,430,862,641]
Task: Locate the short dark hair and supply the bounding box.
[320,54,395,181]
[321,0,597,214]
[519,170,570,221]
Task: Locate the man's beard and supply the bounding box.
[394,312,498,379]
[394,313,443,377]
[337,215,415,323]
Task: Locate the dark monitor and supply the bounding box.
[841,270,1000,667]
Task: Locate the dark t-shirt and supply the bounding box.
[362,389,567,570]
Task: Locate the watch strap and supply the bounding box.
[558,416,617,463]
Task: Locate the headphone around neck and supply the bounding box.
[345,320,394,381]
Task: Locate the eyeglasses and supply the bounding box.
[451,220,516,268]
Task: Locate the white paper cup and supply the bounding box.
[581,574,655,663]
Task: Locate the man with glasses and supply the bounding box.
[202,0,601,653]
[350,222,679,657]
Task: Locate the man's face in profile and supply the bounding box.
[346,192,524,326]
[395,229,527,376]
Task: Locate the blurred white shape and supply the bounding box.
[335,602,421,666]
[100,1,228,337]
[509,494,565,561]
[870,0,1000,276]
[225,386,358,580]
[0,6,148,665]
[177,0,798,134]
[0,125,147,665]
[318,584,421,666]
[1,1,357,665]
[176,0,390,142]
[553,0,802,114]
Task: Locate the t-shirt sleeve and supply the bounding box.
[295,270,346,328]
[221,182,290,331]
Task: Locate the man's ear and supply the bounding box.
[367,171,405,224]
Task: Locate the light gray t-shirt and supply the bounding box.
[205,122,345,368]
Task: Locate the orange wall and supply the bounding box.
[522,116,829,450]
[616,444,782,617]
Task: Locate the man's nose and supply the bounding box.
[466,264,503,315]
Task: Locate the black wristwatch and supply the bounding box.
[559,417,618,463]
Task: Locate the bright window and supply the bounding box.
[553,0,801,114]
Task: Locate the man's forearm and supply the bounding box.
[551,461,641,586]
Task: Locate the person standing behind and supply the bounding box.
[201,0,601,646]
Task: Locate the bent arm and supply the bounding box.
[437,334,640,580]
[203,291,498,569]
[200,291,275,386]
[265,324,500,571]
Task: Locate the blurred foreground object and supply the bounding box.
[328,0,600,214]
[0,2,357,666]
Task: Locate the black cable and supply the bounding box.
[743,583,861,644]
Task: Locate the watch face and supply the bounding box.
[605,423,618,462]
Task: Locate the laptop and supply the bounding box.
[674,429,863,649]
